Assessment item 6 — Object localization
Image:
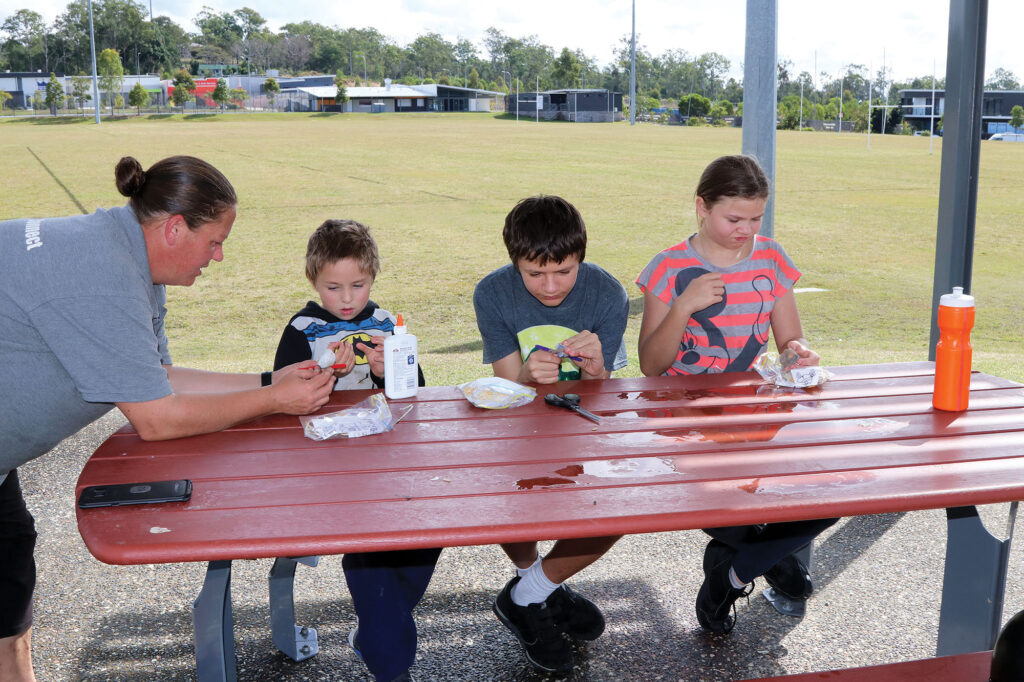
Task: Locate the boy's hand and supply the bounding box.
[785,339,820,367]
[271,365,334,414]
[520,347,562,384]
[675,272,724,313]
[560,330,606,379]
[357,335,386,380]
[327,340,356,377]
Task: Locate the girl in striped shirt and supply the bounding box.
[636,154,836,634]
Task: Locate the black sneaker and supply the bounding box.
[763,553,813,600]
[546,583,605,641]
[695,539,753,634]
[493,576,574,673]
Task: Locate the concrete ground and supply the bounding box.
[20,410,1024,681]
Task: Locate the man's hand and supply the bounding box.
[271,365,334,414]
[560,330,606,379]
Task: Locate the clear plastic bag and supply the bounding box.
[753,351,834,388]
[301,393,396,440]
[458,377,537,409]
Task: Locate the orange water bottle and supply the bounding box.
[933,286,975,411]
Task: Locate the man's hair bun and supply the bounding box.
[115,156,146,197]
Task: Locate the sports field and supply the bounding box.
[2,112,1021,383]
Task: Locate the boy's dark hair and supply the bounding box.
[695,154,771,208]
[305,219,380,282]
[502,195,587,266]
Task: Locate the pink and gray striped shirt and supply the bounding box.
[636,234,800,375]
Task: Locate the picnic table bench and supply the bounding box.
[76,361,1024,680]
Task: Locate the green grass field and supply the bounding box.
[3,112,1021,384]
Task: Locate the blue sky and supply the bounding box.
[4,0,1020,83]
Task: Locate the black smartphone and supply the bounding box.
[78,480,192,508]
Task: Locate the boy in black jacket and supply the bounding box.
[274,219,433,682]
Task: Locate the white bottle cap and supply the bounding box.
[940,286,975,308]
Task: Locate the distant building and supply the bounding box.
[900,88,1024,137]
[282,81,503,113]
[505,89,623,122]
[0,71,65,108]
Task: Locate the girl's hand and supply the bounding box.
[327,340,356,377]
[357,335,387,380]
[674,272,724,314]
[786,339,820,367]
[560,330,606,379]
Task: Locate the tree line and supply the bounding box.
[3,0,1021,118]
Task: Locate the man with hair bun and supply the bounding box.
[0,155,334,681]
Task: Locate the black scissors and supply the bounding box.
[545,393,601,423]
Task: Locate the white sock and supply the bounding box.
[728,566,748,589]
[516,555,542,579]
[511,559,560,606]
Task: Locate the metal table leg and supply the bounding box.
[192,560,237,682]
[268,556,320,662]
[937,503,1018,655]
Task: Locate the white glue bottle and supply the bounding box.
[384,313,418,399]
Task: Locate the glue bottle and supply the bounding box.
[933,286,974,412]
[383,314,418,399]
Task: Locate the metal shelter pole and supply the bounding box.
[629,0,636,126]
[88,0,101,125]
[929,0,987,357]
[741,0,778,238]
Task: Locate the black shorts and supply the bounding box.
[0,470,37,638]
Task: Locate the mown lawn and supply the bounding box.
[3,112,1021,383]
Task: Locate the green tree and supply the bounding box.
[550,47,582,88]
[114,94,125,113]
[986,68,1020,91]
[44,72,65,115]
[128,81,148,115]
[229,87,247,108]
[1010,105,1024,132]
[71,74,92,114]
[1,9,45,71]
[0,90,12,112]
[709,101,729,125]
[467,67,481,89]
[263,76,279,109]
[97,48,124,116]
[31,89,45,110]
[680,92,711,118]
[171,69,196,112]
[211,78,230,111]
[334,74,348,110]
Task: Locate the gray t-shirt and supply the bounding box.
[473,262,629,379]
[0,206,173,474]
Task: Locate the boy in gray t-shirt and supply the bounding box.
[473,195,628,675]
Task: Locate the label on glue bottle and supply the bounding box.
[384,314,418,399]
[933,286,974,411]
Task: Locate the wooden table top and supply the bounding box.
[75,362,1024,565]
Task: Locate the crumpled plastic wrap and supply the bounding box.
[301,393,396,440]
[753,350,834,388]
[458,377,537,409]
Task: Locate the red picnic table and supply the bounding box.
[75,362,1024,681]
